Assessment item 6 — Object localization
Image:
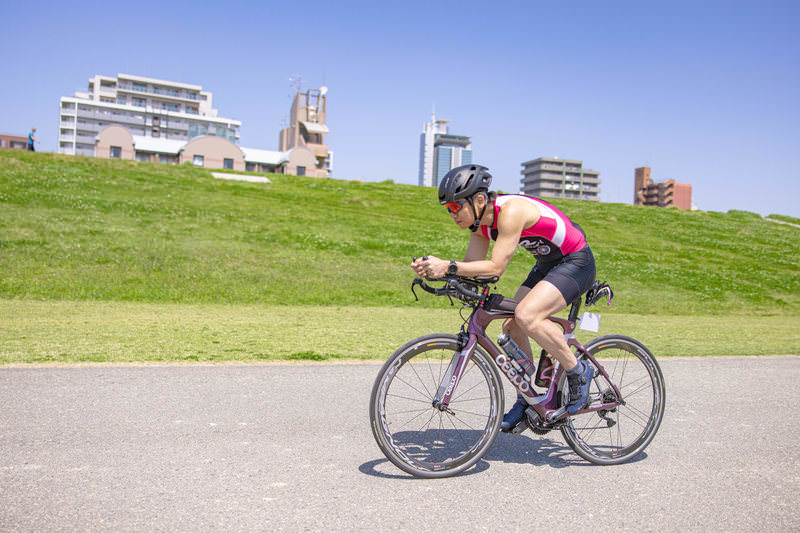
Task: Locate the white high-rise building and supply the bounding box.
[418,112,472,187]
[58,73,241,157]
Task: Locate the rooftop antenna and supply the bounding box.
[289,75,302,95]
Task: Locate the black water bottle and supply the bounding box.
[497,334,534,381]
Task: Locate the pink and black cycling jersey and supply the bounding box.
[480,195,588,263]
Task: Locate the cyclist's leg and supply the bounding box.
[500,275,538,431]
[515,248,597,413]
[514,281,576,369]
[502,284,533,358]
[515,247,596,371]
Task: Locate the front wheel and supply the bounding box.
[559,335,665,465]
[369,334,504,478]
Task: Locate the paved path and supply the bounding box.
[1,357,798,532]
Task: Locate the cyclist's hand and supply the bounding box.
[411,255,446,279]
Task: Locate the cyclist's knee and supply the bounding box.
[514,301,548,334]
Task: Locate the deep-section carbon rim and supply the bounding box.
[560,335,665,465]
[369,335,503,478]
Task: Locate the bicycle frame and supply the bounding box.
[432,304,625,424]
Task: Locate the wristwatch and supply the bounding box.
[447,260,458,274]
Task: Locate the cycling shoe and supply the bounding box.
[566,360,594,415]
[500,398,528,432]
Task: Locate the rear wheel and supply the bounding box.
[559,335,665,465]
[369,334,504,478]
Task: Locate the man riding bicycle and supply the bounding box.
[411,164,597,430]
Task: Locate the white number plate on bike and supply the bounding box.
[578,312,601,332]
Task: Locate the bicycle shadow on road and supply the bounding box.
[359,457,491,479]
[360,433,648,479]
[483,433,582,468]
[486,432,649,468]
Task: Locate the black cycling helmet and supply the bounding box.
[438,164,493,232]
[438,164,492,204]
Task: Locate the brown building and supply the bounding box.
[279,87,331,177]
[0,134,29,150]
[634,167,692,210]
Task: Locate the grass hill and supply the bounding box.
[2,150,798,316]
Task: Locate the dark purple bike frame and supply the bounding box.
[433,304,625,423]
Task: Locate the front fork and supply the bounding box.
[432,331,473,412]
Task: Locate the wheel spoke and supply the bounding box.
[371,337,502,477]
[561,337,664,465]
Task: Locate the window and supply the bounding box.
[132,97,146,108]
[193,155,204,167]
[116,96,126,105]
[110,146,122,158]
[297,166,306,176]
[223,158,233,169]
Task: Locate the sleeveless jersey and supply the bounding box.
[480,195,587,263]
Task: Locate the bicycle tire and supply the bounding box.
[559,335,665,465]
[369,334,504,478]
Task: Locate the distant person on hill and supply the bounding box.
[27,128,39,152]
[411,164,596,431]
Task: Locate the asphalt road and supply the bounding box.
[1,357,798,532]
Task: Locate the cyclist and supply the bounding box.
[411,164,596,430]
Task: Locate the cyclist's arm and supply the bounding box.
[451,201,538,278]
[463,231,490,262]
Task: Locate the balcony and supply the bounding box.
[118,83,200,103]
[76,134,97,144]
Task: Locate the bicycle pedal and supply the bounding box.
[510,420,528,435]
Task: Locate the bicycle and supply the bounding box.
[369,274,665,478]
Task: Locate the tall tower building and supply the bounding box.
[278,86,331,177]
[418,112,472,187]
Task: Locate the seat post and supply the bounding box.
[567,297,582,322]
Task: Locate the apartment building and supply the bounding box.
[520,157,601,201]
[59,74,241,158]
[57,73,333,176]
[418,113,472,187]
[634,167,692,210]
[279,87,332,177]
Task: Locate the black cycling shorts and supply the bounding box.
[521,246,596,304]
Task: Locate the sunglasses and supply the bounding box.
[445,200,468,214]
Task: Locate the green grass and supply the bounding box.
[1,151,799,363]
[767,214,800,226]
[2,301,797,365]
[2,151,798,314]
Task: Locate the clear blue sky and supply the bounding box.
[3,0,799,217]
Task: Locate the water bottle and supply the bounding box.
[497,334,534,380]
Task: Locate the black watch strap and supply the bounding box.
[448,260,458,274]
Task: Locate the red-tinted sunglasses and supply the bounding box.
[445,200,468,214]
